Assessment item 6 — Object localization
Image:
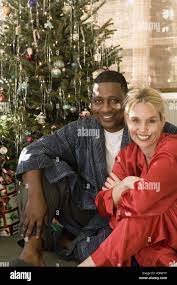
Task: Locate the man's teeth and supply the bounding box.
[103,115,113,119]
[137,135,150,141]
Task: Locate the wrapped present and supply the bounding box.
[0,168,20,236]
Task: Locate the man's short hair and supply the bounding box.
[94,70,128,94]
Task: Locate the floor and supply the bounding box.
[0,236,77,267]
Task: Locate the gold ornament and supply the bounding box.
[3,5,11,16]
[35,112,46,125]
[62,3,72,14]
[0,146,8,155]
[15,26,22,36]
[27,47,33,56]
[51,67,61,78]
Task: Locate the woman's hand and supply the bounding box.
[102,172,121,191]
[121,176,142,190]
[112,176,142,206]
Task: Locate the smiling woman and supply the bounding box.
[124,88,165,162]
[79,87,177,267]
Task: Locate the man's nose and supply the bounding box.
[101,101,112,113]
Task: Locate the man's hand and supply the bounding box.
[102,172,121,191]
[21,170,47,239]
[22,192,48,238]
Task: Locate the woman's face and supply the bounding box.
[126,102,165,154]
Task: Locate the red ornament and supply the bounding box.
[25,136,33,143]
[25,54,33,61]
[0,94,6,102]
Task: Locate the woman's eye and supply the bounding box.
[132,118,139,123]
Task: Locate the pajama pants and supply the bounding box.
[17,173,110,261]
[91,216,177,267]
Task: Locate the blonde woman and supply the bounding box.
[79,88,177,267]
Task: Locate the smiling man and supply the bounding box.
[12,71,177,266]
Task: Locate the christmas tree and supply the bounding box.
[0,0,122,169]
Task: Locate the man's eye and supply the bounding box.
[111,99,119,104]
[93,99,102,104]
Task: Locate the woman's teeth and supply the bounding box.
[137,135,150,141]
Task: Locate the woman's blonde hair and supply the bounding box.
[124,88,165,121]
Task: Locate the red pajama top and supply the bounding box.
[92,134,177,266]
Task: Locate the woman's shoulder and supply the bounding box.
[118,141,139,160]
[157,134,177,154]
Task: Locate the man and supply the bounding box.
[12,71,177,266]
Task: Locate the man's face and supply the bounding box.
[91,82,125,132]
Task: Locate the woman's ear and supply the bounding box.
[161,116,166,131]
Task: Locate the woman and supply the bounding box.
[79,88,177,267]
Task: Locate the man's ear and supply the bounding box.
[124,112,128,126]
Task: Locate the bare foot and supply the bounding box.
[19,236,45,266]
[78,256,96,267]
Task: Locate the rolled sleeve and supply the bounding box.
[95,189,114,217]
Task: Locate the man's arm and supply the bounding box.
[22,170,47,238]
[17,121,78,238]
[17,120,78,180]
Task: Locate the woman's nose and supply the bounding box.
[139,123,148,133]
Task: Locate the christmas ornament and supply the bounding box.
[73,32,79,41]
[25,54,33,61]
[25,136,33,143]
[0,49,5,56]
[79,109,90,118]
[62,3,72,14]
[51,125,57,131]
[44,20,54,30]
[27,47,33,56]
[0,147,8,155]
[94,53,102,62]
[36,112,46,125]
[63,104,71,110]
[33,29,40,47]
[71,62,78,69]
[3,5,11,16]
[53,60,65,69]
[70,106,77,113]
[0,94,6,102]
[28,0,37,8]
[15,26,21,36]
[51,67,61,78]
